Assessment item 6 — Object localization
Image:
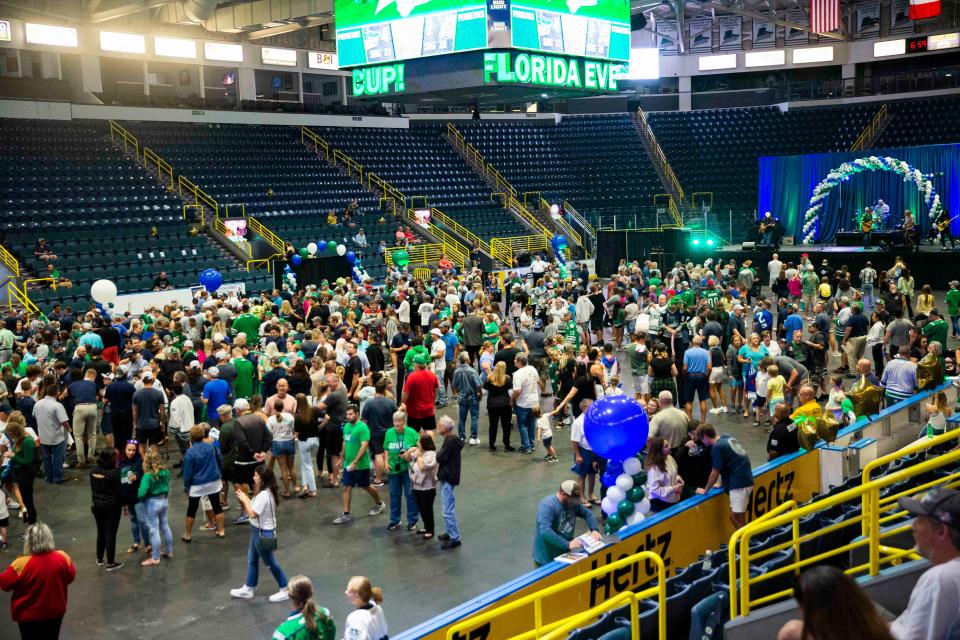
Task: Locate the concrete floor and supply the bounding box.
[3,289,953,639]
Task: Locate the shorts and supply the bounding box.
[531,357,549,381]
[369,430,386,456]
[709,367,725,385]
[136,428,163,446]
[408,415,437,432]
[632,374,650,395]
[542,436,553,449]
[752,395,766,409]
[685,374,709,404]
[234,463,257,486]
[0,516,8,527]
[728,486,753,513]
[342,468,371,488]
[271,440,295,457]
[730,377,743,388]
[571,448,597,477]
[221,465,235,484]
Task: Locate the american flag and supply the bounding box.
[810,0,840,33]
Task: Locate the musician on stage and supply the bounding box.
[758,212,779,249]
[935,209,957,250]
[874,199,890,228]
[860,206,875,250]
[901,209,917,251]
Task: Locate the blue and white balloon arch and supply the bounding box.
[802,155,944,244]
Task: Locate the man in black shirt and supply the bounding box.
[343,342,365,400]
[841,302,870,375]
[494,334,522,378]
[436,416,463,550]
[390,323,415,396]
[587,284,606,347]
[153,271,172,291]
[767,404,800,460]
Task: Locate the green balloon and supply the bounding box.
[299,248,309,258]
[393,249,410,268]
[631,472,647,486]
[606,513,624,530]
[603,521,614,536]
[617,499,635,518]
[627,486,645,503]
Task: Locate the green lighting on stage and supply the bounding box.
[707,239,715,246]
[692,239,701,246]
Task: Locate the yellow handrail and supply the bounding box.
[224,203,246,218]
[109,120,139,161]
[445,551,666,640]
[637,108,686,212]
[488,235,549,268]
[384,243,465,269]
[182,204,205,224]
[413,267,432,280]
[654,193,684,227]
[851,103,889,152]
[178,175,219,219]
[536,591,641,640]
[246,253,283,273]
[428,207,490,255]
[447,122,519,199]
[0,244,20,278]
[300,126,330,160]
[508,196,553,241]
[143,147,174,191]
[247,216,285,254]
[728,500,798,619]
[691,192,714,210]
[333,148,364,181]
[730,430,960,617]
[5,280,38,314]
[564,200,596,238]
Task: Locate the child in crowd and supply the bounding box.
[825,375,846,421]
[765,364,786,422]
[753,364,770,428]
[533,406,558,462]
[605,375,624,396]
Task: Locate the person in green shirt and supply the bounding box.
[922,309,949,347]
[137,448,173,565]
[232,308,262,346]
[383,410,420,530]
[483,315,500,349]
[272,576,336,640]
[4,421,36,524]
[231,348,255,399]
[701,282,720,309]
[561,313,580,348]
[946,280,960,338]
[333,405,384,525]
[801,267,820,312]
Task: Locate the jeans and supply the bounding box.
[440,481,460,542]
[952,315,960,337]
[387,472,419,526]
[245,526,288,589]
[435,369,447,404]
[145,496,173,561]
[862,283,874,309]
[457,398,480,439]
[514,406,536,451]
[127,500,150,546]
[42,441,67,483]
[297,437,320,492]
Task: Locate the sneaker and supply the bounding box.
[438,533,451,541]
[106,562,124,572]
[234,514,250,525]
[504,445,517,452]
[521,448,533,455]
[368,503,385,516]
[441,539,462,550]
[406,522,418,531]
[96,559,105,567]
[333,514,353,524]
[708,407,721,415]
[372,481,385,488]
[230,585,255,599]
[5,500,19,510]
[468,438,479,446]
[720,407,729,413]
[387,522,400,531]
[269,589,290,603]
[547,456,559,463]
[221,504,230,511]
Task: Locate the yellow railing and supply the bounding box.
[637,108,686,214]
[413,267,432,280]
[447,122,519,199]
[508,196,553,241]
[4,278,38,314]
[537,592,642,640]
[178,175,220,220]
[248,216,285,254]
[564,200,596,239]
[446,551,666,640]
[489,235,549,268]
[300,126,330,160]
[730,429,960,617]
[691,192,714,210]
[109,120,139,161]
[214,217,251,257]
[143,147,174,191]
[654,193,684,227]
[182,204,206,224]
[333,148,364,181]
[224,203,246,218]
[0,244,20,278]
[427,207,489,255]
[851,103,889,152]
[384,243,465,269]
[246,253,283,273]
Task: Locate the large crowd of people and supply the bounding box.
[0,245,957,639]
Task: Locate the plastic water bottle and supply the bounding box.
[703,550,713,571]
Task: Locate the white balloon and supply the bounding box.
[626,511,645,525]
[615,473,634,492]
[637,497,652,516]
[600,496,617,516]
[622,457,643,476]
[606,486,626,503]
[550,203,561,216]
[336,244,346,256]
[307,242,318,256]
[90,279,118,305]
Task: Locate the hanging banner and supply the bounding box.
[856,2,882,37]
[689,16,713,53]
[890,0,915,33]
[658,20,679,54]
[719,16,743,50]
[785,8,810,45]
[752,19,777,48]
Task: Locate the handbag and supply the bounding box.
[257,495,278,552]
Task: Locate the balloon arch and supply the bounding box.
[801,155,944,244]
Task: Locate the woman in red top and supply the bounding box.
[0,522,76,639]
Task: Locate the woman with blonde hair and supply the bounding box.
[137,447,174,566]
[644,436,683,513]
[922,391,953,438]
[707,335,727,414]
[273,575,336,640]
[343,576,388,640]
[483,361,514,451]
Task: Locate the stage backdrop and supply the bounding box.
[757,143,960,242]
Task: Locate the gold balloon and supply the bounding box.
[816,413,840,444]
[847,375,883,417]
[796,417,819,450]
[916,353,943,391]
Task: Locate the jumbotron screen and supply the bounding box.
[510,0,630,61]
[336,0,488,67]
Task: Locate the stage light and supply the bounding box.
[707,239,715,246]
[692,239,701,246]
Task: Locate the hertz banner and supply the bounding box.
[406,449,822,640]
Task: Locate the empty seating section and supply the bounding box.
[0,119,261,308]
[320,123,527,240]
[874,96,960,148]
[647,105,876,242]
[126,122,391,278]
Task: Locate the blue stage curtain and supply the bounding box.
[757,143,960,242]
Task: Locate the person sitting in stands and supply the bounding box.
[327,211,337,225]
[395,227,406,246]
[33,238,56,262]
[438,255,454,272]
[153,271,172,291]
[46,264,71,289]
[353,229,368,248]
[404,226,417,245]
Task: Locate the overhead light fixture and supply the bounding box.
[25,23,78,47]
[745,49,785,67]
[155,36,197,58]
[793,46,834,64]
[873,39,906,57]
[100,31,145,54]
[205,41,244,63]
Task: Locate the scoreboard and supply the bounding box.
[510,0,630,62]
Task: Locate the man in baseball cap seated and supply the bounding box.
[532,480,601,567]
[890,487,960,639]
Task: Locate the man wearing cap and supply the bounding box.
[533,480,601,566]
[401,355,439,433]
[890,487,960,639]
[727,303,746,346]
[201,367,231,426]
[923,309,949,348]
[452,352,482,445]
[840,302,869,376]
[132,371,167,455]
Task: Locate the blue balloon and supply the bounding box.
[291,254,302,266]
[346,250,357,264]
[583,395,649,462]
[198,268,223,293]
[606,459,624,477]
[317,241,328,253]
[601,469,619,488]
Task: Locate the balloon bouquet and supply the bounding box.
[551,235,570,281]
[287,241,370,286]
[582,395,652,534]
[90,279,118,318]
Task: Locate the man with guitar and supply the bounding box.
[935,208,958,250]
[860,206,875,249]
[758,212,779,249]
[901,209,918,251]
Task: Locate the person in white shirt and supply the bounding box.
[397,294,411,325]
[343,576,389,640]
[569,398,598,505]
[530,255,547,275]
[429,329,447,404]
[353,229,368,248]
[168,383,195,460]
[417,300,433,332]
[511,353,543,455]
[767,254,783,289]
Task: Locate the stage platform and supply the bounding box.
[714,243,957,289]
